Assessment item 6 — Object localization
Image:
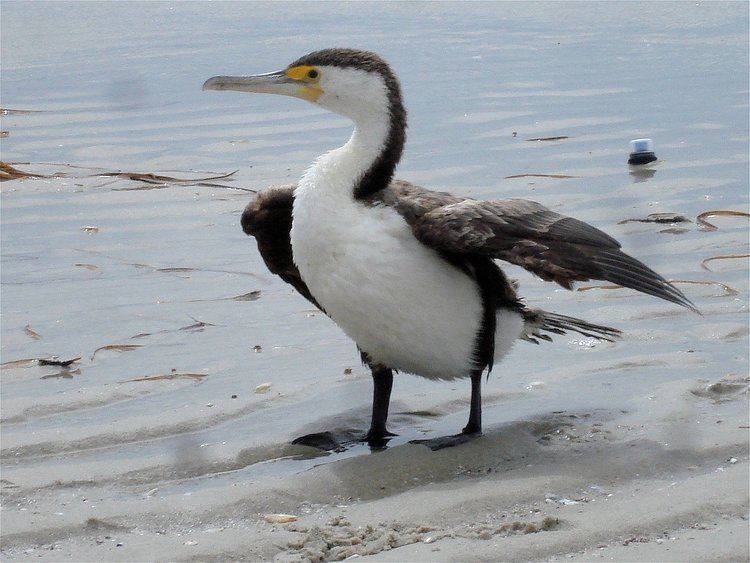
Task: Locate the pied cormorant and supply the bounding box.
[204,49,695,449]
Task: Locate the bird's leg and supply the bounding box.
[363,365,396,447]
[411,368,483,450]
[292,365,396,451]
[462,369,482,435]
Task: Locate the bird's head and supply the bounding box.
[203,48,404,125]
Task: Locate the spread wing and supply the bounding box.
[244,181,696,312]
[406,196,697,311]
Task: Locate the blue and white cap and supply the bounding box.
[629,138,654,154]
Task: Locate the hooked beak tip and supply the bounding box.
[202,77,223,91]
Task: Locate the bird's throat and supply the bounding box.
[313,110,405,201]
[352,111,405,200]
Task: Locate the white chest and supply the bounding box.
[290,154,486,380]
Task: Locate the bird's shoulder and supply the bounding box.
[363,179,466,220]
[241,183,296,236]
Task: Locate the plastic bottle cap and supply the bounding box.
[629,138,654,154]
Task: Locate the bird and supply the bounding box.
[204,48,696,450]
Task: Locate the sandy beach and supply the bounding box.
[1,2,748,561]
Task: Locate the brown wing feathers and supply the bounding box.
[241,185,322,310]
[410,196,697,312]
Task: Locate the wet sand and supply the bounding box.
[1,2,748,561]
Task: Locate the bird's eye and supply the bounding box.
[307,69,319,79]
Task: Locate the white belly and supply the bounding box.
[291,177,523,380]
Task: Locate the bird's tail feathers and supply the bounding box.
[520,308,621,344]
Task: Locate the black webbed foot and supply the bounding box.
[291,431,344,451]
[291,427,397,452]
[410,430,482,451]
[362,428,397,450]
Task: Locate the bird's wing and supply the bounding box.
[241,184,323,310]
[400,194,696,311]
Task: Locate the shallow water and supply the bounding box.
[1,1,748,557]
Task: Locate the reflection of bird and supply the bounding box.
[206,49,695,449]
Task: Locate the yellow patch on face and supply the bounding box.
[285,65,316,81]
[298,84,323,102]
[285,65,323,101]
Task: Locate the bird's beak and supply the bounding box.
[202,70,322,102]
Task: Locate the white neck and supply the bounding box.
[304,113,391,198]
[349,114,390,155]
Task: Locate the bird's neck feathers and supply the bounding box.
[351,102,406,199]
[307,71,406,201]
